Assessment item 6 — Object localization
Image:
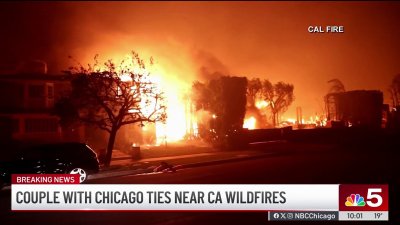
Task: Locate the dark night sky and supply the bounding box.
[1,1,400,118]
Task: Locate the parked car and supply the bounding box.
[0,142,99,188]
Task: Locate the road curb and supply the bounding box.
[0,151,289,189]
[87,168,152,181]
[87,151,284,181]
[174,152,280,170]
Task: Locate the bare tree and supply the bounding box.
[327,79,346,93]
[247,78,262,107]
[325,79,346,121]
[261,80,295,127]
[389,74,400,107]
[55,52,166,167]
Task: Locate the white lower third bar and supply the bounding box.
[339,211,388,221]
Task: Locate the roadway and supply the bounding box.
[1,142,398,225]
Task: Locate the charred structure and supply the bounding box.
[325,90,383,128]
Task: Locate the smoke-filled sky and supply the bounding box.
[1,1,400,119]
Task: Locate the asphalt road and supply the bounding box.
[1,142,398,225]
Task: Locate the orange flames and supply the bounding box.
[255,100,269,109]
[242,100,268,130]
[243,117,256,130]
[95,54,197,145]
[141,65,197,145]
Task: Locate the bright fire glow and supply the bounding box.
[145,66,196,145]
[154,79,187,144]
[282,116,327,127]
[96,54,196,145]
[255,100,269,109]
[243,117,256,130]
[119,73,133,82]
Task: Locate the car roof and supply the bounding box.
[17,142,88,152]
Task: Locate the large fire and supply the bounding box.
[95,54,197,145]
[153,76,191,144]
[243,100,327,129]
[242,100,268,130]
[243,117,256,130]
[138,66,197,145]
[255,100,269,109]
[101,54,329,144]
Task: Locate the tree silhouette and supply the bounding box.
[389,74,400,107]
[261,80,295,127]
[191,76,247,147]
[327,79,346,93]
[325,79,345,121]
[247,78,262,107]
[191,81,212,111]
[54,52,166,166]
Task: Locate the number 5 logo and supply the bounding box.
[366,188,383,207]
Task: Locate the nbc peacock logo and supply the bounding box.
[345,194,366,207]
